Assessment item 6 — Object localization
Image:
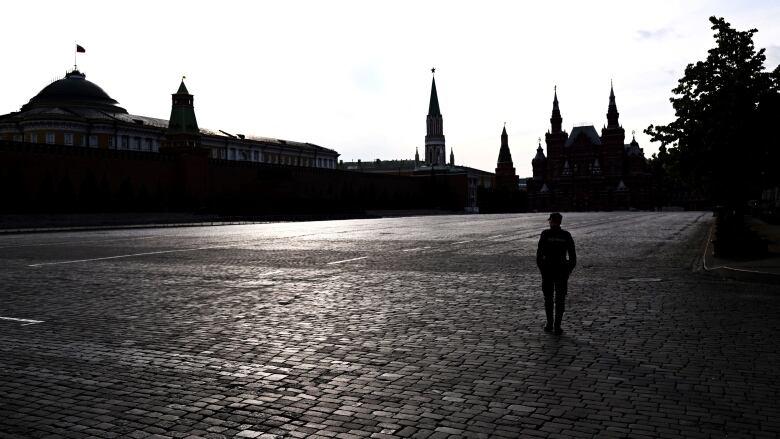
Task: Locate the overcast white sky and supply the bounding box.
[2,0,779,176]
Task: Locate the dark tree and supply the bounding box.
[646,16,780,211]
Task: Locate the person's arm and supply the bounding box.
[536,231,545,269]
[567,233,577,272]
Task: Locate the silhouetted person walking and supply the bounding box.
[537,212,576,335]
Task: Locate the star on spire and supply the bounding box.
[431,67,436,74]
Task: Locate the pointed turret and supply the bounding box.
[424,68,445,166]
[533,139,546,163]
[176,80,190,95]
[550,86,562,134]
[497,125,513,164]
[429,76,441,116]
[166,77,201,149]
[606,81,620,129]
[449,148,454,166]
[495,124,519,191]
[601,80,626,170]
[532,138,547,181]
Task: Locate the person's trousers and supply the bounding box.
[542,270,568,326]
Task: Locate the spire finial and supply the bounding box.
[431,67,435,75]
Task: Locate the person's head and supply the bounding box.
[548,212,562,227]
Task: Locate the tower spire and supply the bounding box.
[550,86,562,134]
[606,80,620,129]
[428,69,441,116]
[425,68,445,166]
[498,124,512,164]
[495,125,519,191]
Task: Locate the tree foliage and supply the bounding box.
[646,16,780,208]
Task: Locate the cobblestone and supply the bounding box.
[1,212,778,437]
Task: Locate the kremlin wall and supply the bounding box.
[0,69,481,216]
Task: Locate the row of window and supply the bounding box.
[216,147,336,168]
[13,132,337,167]
[109,135,158,152]
[18,132,160,151]
[23,132,99,147]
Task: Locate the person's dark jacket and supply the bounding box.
[536,226,576,274]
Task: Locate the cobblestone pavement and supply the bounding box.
[1,212,778,438]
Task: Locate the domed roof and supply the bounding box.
[22,70,127,113]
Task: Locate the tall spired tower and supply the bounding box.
[165,77,201,149]
[425,68,446,166]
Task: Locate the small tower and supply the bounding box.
[449,148,454,166]
[532,138,547,181]
[414,147,420,167]
[495,125,519,191]
[425,68,446,166]
[165,77,201,149]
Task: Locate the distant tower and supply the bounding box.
[545,86,568,179]
[532,138,547,181]
[165,77,201,149]
[550,86,562,134]
[601,81,626,176]
[449,148,454,166]
[495,125,519,191]
[425,68,446,166]
[414,147,420,167]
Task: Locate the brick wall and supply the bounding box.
[0,140,467,214]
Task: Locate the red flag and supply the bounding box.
[76,44,85,53]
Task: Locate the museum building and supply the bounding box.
[527,85,654,211]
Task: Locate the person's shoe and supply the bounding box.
[543,324,553,333]
[553,326,563,335]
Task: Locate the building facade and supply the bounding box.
[527,86,653,211]
[0,69,339,168]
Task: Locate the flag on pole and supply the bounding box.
[76,44,85,53]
